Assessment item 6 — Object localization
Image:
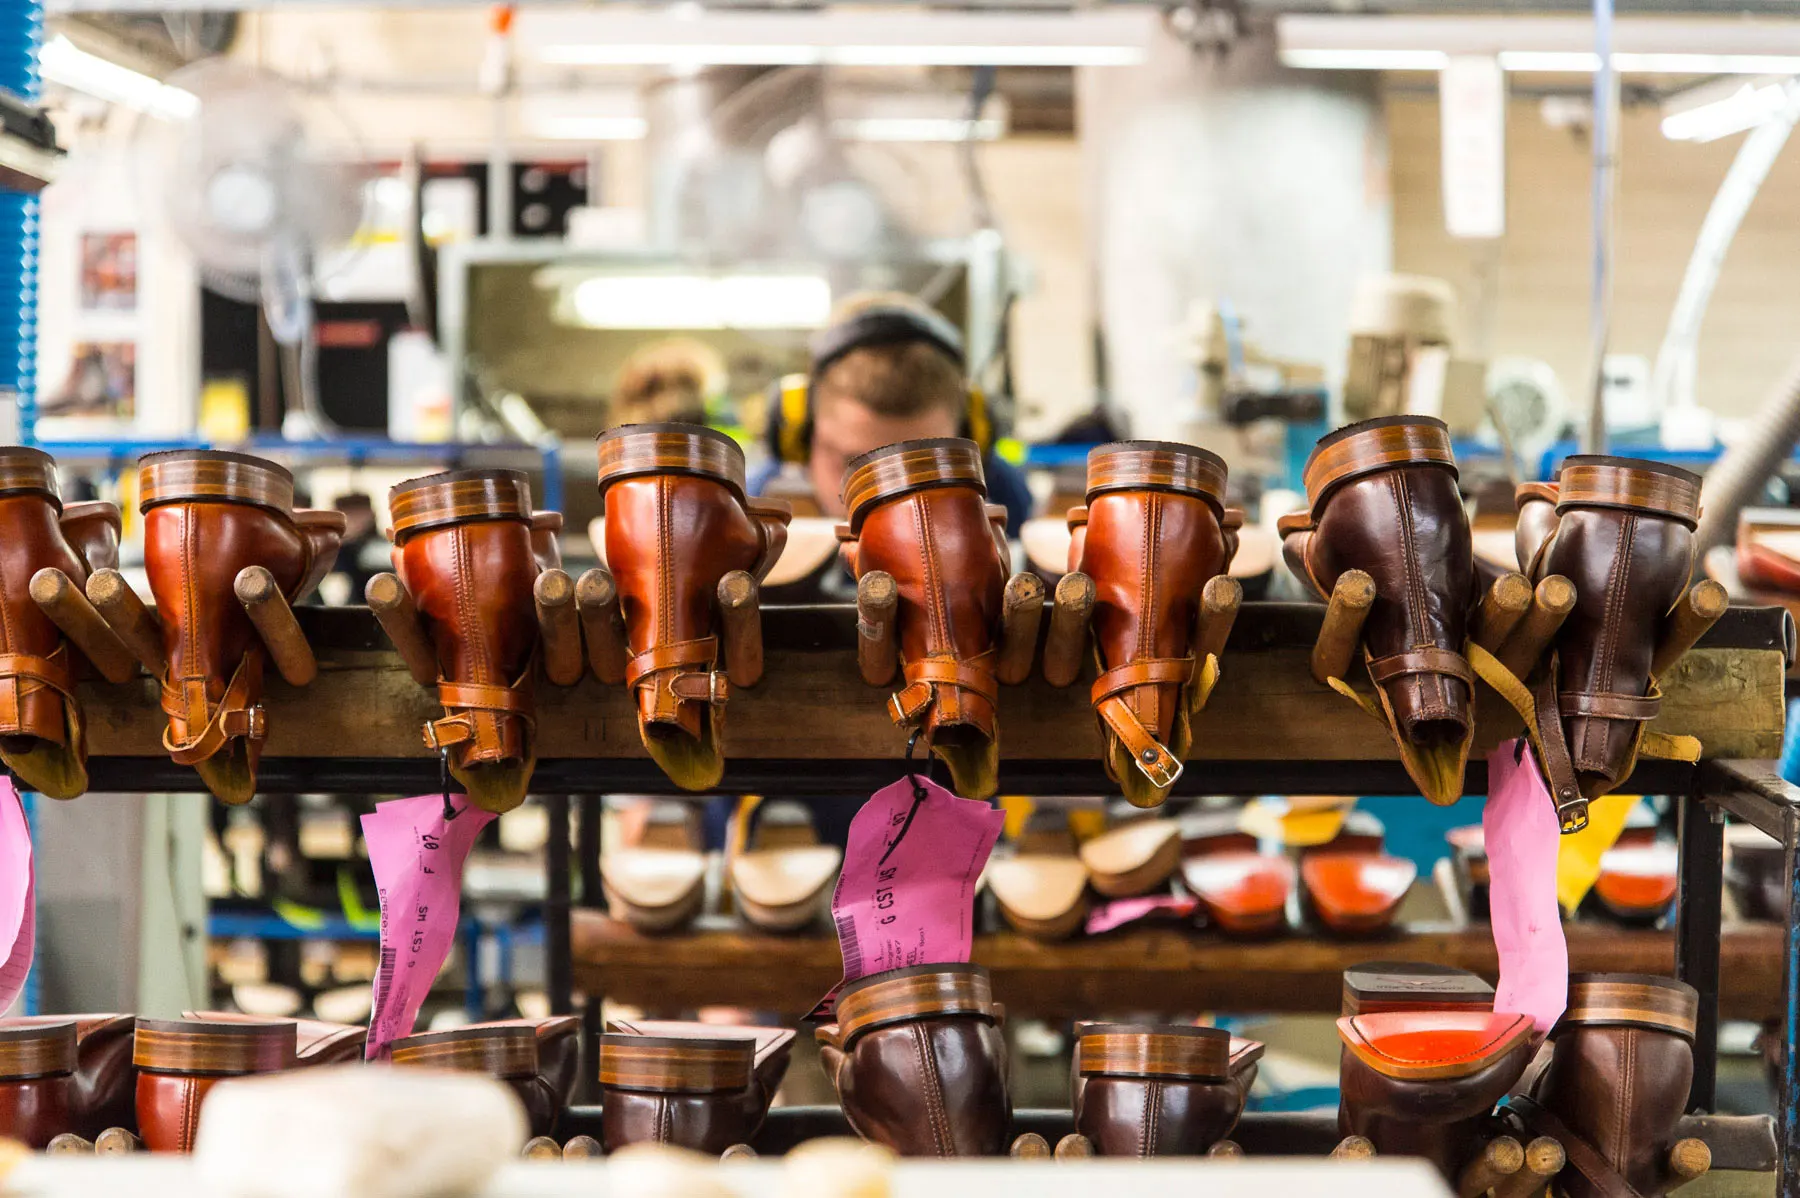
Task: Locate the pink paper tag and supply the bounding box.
[1485,738,1569,1033]
[361,794,495,1059]
[811,776,1004,1018]
[1084,894,1198,936]
[0,779,34,1014]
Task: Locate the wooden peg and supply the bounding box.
[30,567,137,683]
[365,573,439,687]
[1666,1137,1711,1190]
[1474,571,1534,654]
[1651,580,1729,679]
[575,568,628,686]
[1207,1139,1244,1159]
[562,1134,602,1160]
[1491,1137,1564,1198]
[1496,574,1576,681]
[1331,1135,1376,1161]
[1311,569,1376,685]
[1053,1133,1093,1161]
[94,1128,141,1154]
[1458,1135,1524,1197]
[856,570,899,687]
[534,568,584,687]
[1010,1132,1051,1159]
[717,570,765,688]
[521,1136,561,1160]
[85,568,165,676]
[720,1143,758,1163]
[235,566,317,687]
[45,1133,93,1154]
[1042,570,1095,689]
[1191,574,1243,715]
[997,573,1046,686]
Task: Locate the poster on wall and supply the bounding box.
[46,341,135,420]
[78,232,137,312]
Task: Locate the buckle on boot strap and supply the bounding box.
[161,652,266,764]
[1090,658,1192,788]
[887,653,998,727]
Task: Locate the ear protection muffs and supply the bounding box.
[765,304,993,464]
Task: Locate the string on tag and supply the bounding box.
[438,749,460,822]
[882,728,934,866]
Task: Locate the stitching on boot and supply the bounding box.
[1136,495,1161,736]
[1390,470,1451,722]
[1142,1079,1160,1157]
[182,1079,200,1153]
[910,1023,954,1157]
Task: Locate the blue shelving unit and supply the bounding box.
[3,0,43,1018]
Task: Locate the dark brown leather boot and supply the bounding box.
[387,469,561,813]
[0,447,121,798]
[1515,458,1703,803]
[1065,442,1239,808]
[0,1021,76,1148]
[839,440,1010,799]
[1073,1024,1244,1156]
[816,964,1010,1157]
[391,1025,554,1138]
[135,451,345,804]
[599,1022,794,1154]
[597,424,790,792]
[1519,974,1698,1198]
[133,1018,296,1153]
[0,1014,135,1138]
[1281,417,1476,805]
[1336,1008,1534,1179]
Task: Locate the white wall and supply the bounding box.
[1079,28,1391,443]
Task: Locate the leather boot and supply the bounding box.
[1067,441,1236,807]
[0,1014,135,1138]
[839,439,1010,799]
[1073,1024,1244,1156]
[390,1025,555,1138]
[816,963,1010,1157]
[1336,1008,1534,1179]
[597,424,790,792]
[139,451,345,804]
[133,1018,296,1153]
[465,1016,582,1119]
[1181,812,1292,937]
[181,1012,367,1065]
[0,448,120,798]
[1515,457,1702,803]
[1519,974,1698,1198]
[388,468,561,814]
[599,1022,794,1154]
[0,1021,76,1148]
[1281,417,1476,805]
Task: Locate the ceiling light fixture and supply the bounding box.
[1278,14,1800,75]
[38,35,197,119]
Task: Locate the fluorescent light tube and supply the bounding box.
[38,36,196,119]
[563,274,832,330]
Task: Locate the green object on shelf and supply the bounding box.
[271,898,326,931]
[338,868,381,933]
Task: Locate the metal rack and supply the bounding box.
[41,599,1800,1190]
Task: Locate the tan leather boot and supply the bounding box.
[597,424,790,791]
[0,447,121,798]
[839,439,1010,799]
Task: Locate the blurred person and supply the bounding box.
[759,291,1032,533]
[610,337,726,427]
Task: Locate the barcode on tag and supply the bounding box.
[377,945,397,1000]
[833,911,863,981]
